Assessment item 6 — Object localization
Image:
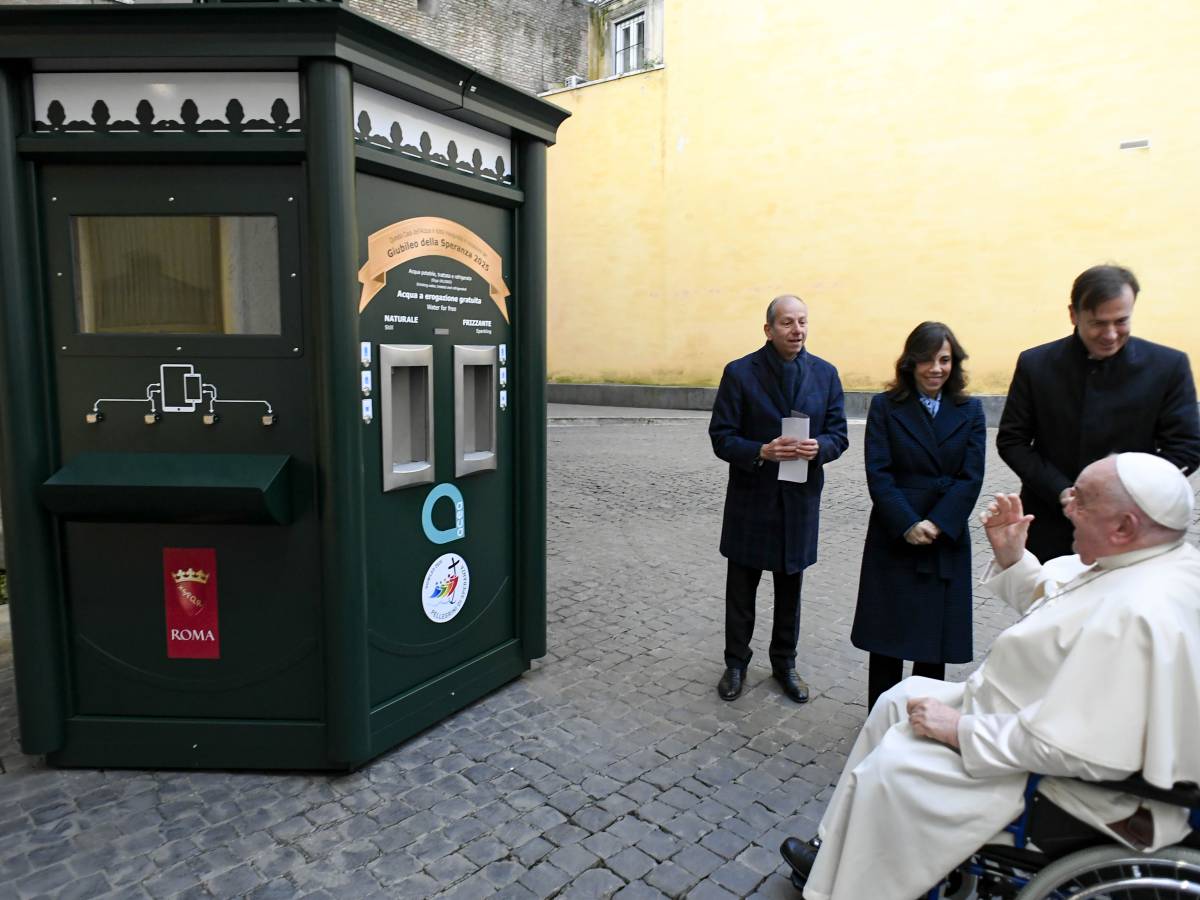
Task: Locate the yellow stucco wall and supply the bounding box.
[546,1,1200,391]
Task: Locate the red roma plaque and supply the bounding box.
[163,547,220,659]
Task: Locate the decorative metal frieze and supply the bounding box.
[32,73,301,134]
[353,84,513,185]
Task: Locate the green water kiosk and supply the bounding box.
[0,0,565,769]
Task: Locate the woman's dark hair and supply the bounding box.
[885,321,969,403]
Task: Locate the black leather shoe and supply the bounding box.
[773,669,810,703]
[780,836,821,885]
[717,667,744,701]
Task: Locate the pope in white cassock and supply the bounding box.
[780,451,1200,900]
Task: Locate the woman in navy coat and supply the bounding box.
[851,322,986,710]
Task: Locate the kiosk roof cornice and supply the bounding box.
[0,2,569,143]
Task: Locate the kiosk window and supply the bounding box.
[71,215,282,335]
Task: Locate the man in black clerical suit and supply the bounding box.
[997,264,1200,562]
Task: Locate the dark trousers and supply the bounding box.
[867,652,945,711]
[724,560,803,672]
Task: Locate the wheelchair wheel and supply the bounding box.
[1014,845,1200,899]
[940,871,980,900]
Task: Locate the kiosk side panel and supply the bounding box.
[38,163,329,767]
[355,173,524,753]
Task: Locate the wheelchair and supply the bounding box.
[927,774,1200,899]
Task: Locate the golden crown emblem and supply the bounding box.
[172,568,210,585]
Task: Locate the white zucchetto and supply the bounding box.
[1114,452,1194,530]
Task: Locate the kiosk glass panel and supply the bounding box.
[71,215,282,335]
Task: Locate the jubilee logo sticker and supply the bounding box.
[422,553,470,624]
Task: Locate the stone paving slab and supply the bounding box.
[0,419,1023,898]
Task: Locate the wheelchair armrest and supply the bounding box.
[1086,774,1200,809]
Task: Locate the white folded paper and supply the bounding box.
[778,413,809,483]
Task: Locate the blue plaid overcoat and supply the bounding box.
[709,344,849,574]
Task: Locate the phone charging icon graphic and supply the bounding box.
[161,364,202,412]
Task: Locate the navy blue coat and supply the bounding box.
[709,344,849,574]
[851,392,986,663]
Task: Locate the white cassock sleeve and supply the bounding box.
[981,550,1089,615]
[957,709,1130,781]
[980,546,1200,788]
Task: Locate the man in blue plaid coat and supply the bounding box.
[709,295,849,703]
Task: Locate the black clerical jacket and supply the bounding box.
[997,333,1200,561]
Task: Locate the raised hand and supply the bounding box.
[980,493,1034,570]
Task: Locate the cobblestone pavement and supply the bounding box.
[0,417,1022,899]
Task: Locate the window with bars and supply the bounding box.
[613,12,646,75]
